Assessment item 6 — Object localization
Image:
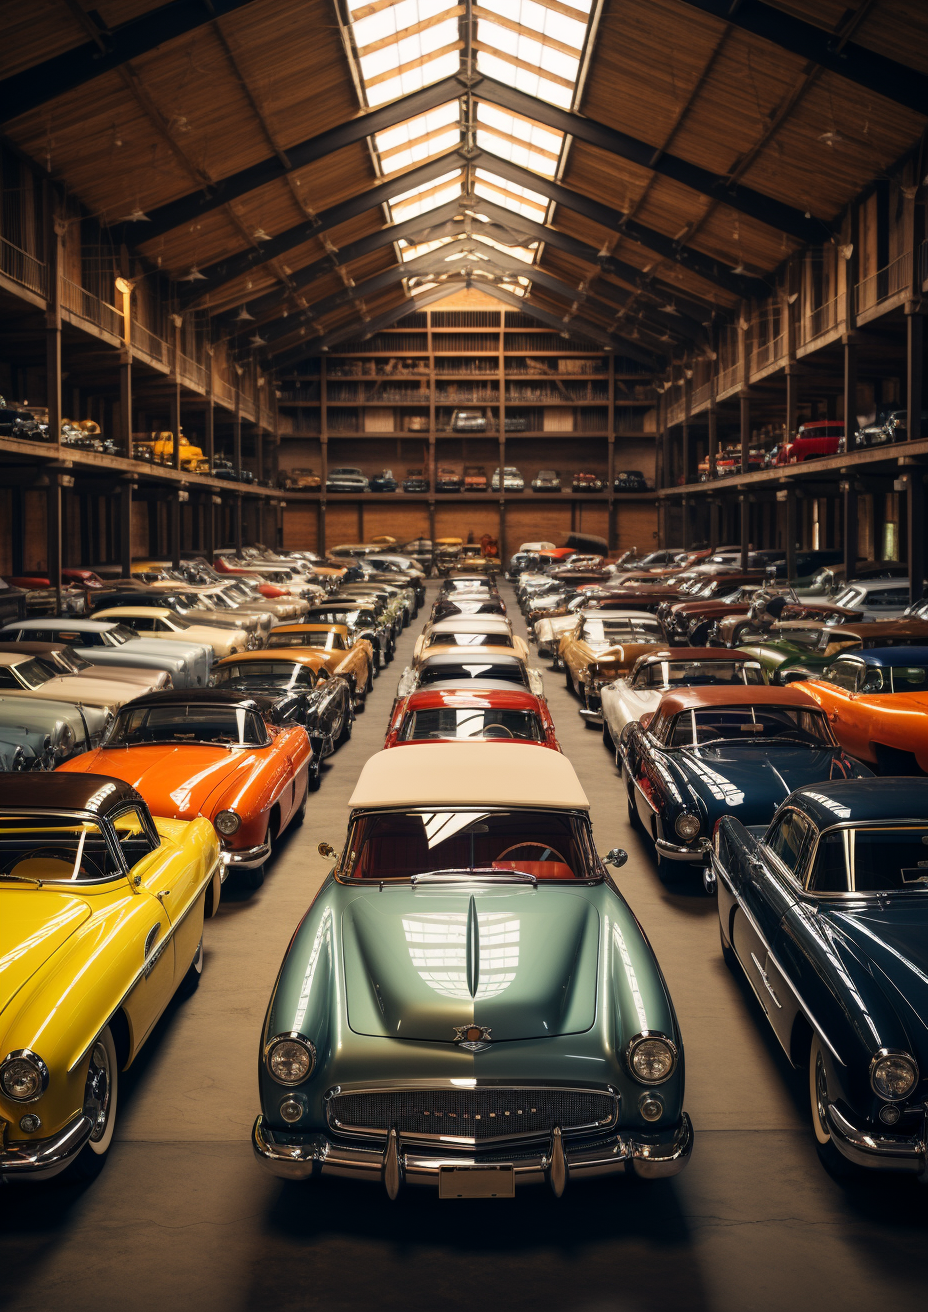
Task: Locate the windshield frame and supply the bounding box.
[104,701,272,749]
[799,820,928,898]
[667,704,836,749]
[0,807,132,885]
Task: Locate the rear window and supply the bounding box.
[400,707,542,742]
[428,633,512,648]
[418,661,528,688]
[212,661,315,688]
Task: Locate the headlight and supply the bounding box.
[0,1049,49,1102]
[215,810,241,836]
[265,1035,315,1085]
[675,813,701,841]
[626,1033,678,1085]
[55,723,75,759]
[870,1050,919,1101]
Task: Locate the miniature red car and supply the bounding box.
[384,688,560,750]
[773,421,844,465]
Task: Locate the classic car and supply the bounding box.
[149,431,210,473]
[464,465,488,491]
[657,580,765,645]
[445,555,501,580]
[370,470,398,493]
[0,642,170,692]
[58,689,313,890]
[414,616,520,660]
[712,591,862,649]
[850,408,927,447]
[437,574,497,599]
[620,685,871,879]
[741,618,928,683]
[504,414,528,432]
[0,772,219,1182]
[772,420,844,465]
[209,652,354,782]
[600,648,763,747]
[0,652,142,720]
[712,777,928,1177]
[395,651,545,701]
[0,619,212,689]
[264,622,375,702]
[829,579,911,621]
[430,595,509,623]
[251,742,693,1195]
[303,602,393,669]
[61,419,118,455]
[92,606,246,660]
[795,647,928,774]
[491,466,525,491]
[450,408,488,432]
[384,689,559,749]
[211,455,239,481]
[560,612,666,706]
[90,588,266,649]
[0,578,27,627]
[131,574,277,642]
[402,469,429,493]
[326,467,369,493]
[532,469,561,492]
[289,468,322,490]
[3,577,87,617]
[338,584,410,637]
[0,693,102,766]
[571,471,605,492]
[0,404,48,442]
[614,470,648,492]
[435,465,463,493]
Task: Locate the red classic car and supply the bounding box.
[773,420,844,465]
[384,688,560,750]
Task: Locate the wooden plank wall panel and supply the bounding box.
[282,504,319,551]
[614,501,660,554]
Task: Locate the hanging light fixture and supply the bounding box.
[249,333,267,347]
[180,266,207,281]
[119,207,150,222]
[234,305,255,322]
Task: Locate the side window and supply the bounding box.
[826,661,859,691]
[806,831,849,893]
[128,616,154,632]
[0,668,19,687]
[764,811,813,877]
[111,806,159,866]
[867,588,906,607]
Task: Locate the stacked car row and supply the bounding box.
[316,466,650,493]
[512,540,928,1181]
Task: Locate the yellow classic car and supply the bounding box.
[558,611,668,718]
[0,772,221,1183]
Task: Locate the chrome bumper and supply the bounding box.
[222,841,271,870]
[252,1113,693,1194]
[827,1104,928,1177]
[655,838,711,864]
[1,1113,94,1182]
[579,708,603,725]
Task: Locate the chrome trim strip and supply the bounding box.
[221,842,271,868]
[0,1113,94,1181]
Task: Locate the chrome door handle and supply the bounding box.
[156,889,171,900]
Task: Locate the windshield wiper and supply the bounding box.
[0,871,44,887]
[411,868,537,886]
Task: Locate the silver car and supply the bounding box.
[0,619,211,688]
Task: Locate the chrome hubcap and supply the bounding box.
[86,1041,111,1142]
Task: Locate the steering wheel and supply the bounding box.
[483,723,514,738]
[496,841,571,865]
[1,846,104,881]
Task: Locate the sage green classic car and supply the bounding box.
[252,742,693,1198]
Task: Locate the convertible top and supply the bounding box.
[0,771,143,815]
[350,742,588,811]
[656,684,818,716]
[424,617,512,635]
[400,689,545,712]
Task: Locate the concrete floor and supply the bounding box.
[3,580,927,1312]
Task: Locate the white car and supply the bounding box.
[396,651,545,700]
[600,650,767,750]
[413,617,527,664]
[93,607,248,659]
[830,579,911,621]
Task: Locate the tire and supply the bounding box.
[602,718,613,749]
[178,936,203,997]
[308,755,322,792]
[338,706,353,746]
[626,783,641,830]
[237,825,271,891]
[366,662,375,693]
[353,680,366,713]
[62,1026,118,1182]
[809,1035,858,1178]
[719,920,737,971]
[565,667,574,694]
[294,778,309,821]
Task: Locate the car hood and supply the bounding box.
[64,743,270,817]
[14,674,137,709]
[827,904,928,1053]
[343,885,599,1042]
[0,892,91,1020]
[679,745,865,815]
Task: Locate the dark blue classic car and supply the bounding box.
[713,778,928,1178]
[620,685,871,881]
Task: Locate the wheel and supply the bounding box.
[565,667,574,694]
[62,1026,118,1182]
[366,662,375,693]
[602,718,613,749]
[178,936,203,997]
[338,706,353,745]
[719,920,737,971]
[626,786,641,830]
[237,825,272,891]
[809,1035,858,1178]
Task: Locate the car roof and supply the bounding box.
[842,578,910,592]
[349,742,587,810]
[791,778,928,827]
[636,647,754,665]
[657,684,818,715]
[0,771,143,816]
[402,689,545,712]
[271,622,350,634]
[0,652,36,667]
[426,617,512,633]
[419,651,524,667]
[834,646,928,666]
[2,618,117,632]
[94,606,175,618]
[122,687,280,713]
[212,649,328,669]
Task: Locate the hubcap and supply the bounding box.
[86,1041,111,1142]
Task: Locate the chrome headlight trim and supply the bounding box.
[869,1048,919,1102]
[0,1048,50,1103]
[625,1031,678,1086]
[214,809,241,836]
[674,812,701,841]
[264,1033,316,1086]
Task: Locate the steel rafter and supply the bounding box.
[0,0,265,123]
[675,0,928,117]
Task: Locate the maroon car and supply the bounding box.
[773,420,844,465]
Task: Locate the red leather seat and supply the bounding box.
[492,860,574,880]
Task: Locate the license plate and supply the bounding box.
[438,1165,515,1199]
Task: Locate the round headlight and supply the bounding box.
[215,810,241,836]
[0,1050,49,1102]
[266,1036,315,1086]
[870,1050,918,1101]
[627,1033,677,1085]
[675,813,701,841]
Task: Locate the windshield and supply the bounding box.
[833,588,864,609]
[2,657,55,689]
[339,809,595,881]
[634,660,765,690]
[102,625,139,646]
[668,705,835,748]
[775,626,826,651]
[212,661,314,689]
[106,703,268,747]
[268,630,343,650]
[0,814,121,883]
[810,826,928,893]
[427,633,512,648]
[418,661,528,688]
[309,610,371,627]
[400,707,542,742]
[580,618,662,643]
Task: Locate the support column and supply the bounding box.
[842,480,858,583]
[682,378,693,487]
[119,352,132,459]
[907,473,926,603]
[206,493,218,562]
[319,433,328,555]
[47,474,63,613]
[708,498,721,549]
[171,317,183,471]
[233,396,242,481]
[843,339,858,443]
[11,490,25,575]
[906,309,924,443]
[169,492,181,568]
[204,394,215,468]
[120,480,134,578]
[233,493,243,553]
[785,368,799,442]
[46,216,65,451]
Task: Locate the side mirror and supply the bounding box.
[603,847,628,869]
[317,841,339,860]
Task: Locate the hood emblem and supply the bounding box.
[454,1024,492,1052]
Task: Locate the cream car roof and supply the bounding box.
[94,606,178,619]
[350,742,589,811]
[425,617,512,635]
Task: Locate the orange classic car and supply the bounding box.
[57,688,313,889]
[264,622,375,706]
[797,646,928,774]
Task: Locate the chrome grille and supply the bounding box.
[327,1087,616,1141]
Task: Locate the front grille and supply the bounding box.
[327,1087,616,1142]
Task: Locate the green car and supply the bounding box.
[738,623,861,683]
[253,742,693,1198]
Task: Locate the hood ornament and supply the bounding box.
[454,1024,492,1052]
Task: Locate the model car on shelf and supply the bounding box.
[209,652,354,783]
[848,408,927,448]
[532,469,561,492]
[572,472,605,493]
[384,688,559,749]
[326,467,369,493]
[464,465,488,491]
[0,773,220,1183]
[251,742,693,1195]
[264,622,375,702]
[211,455,239,481]
[60,419,118,455]
[0,403,49,442]
[772,420,844,465]
[614,470,649,492]
[559,612,667,710]
[289,468,322,490]
[450,408,488,432]
[435,465,463,493]
[59,689,313,889]
[600,648,764,748]
[370,469,398,493]
[0,617,210,687]
[402,469,429,493]
[92,606,248,660]
[395,650,545,701]
[712,777,928,1178]
[620,685,871,880]
[491,465,525,491]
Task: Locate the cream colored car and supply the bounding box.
[413,616,527,664]
[93,607,249,659]
[0,651,147,717]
